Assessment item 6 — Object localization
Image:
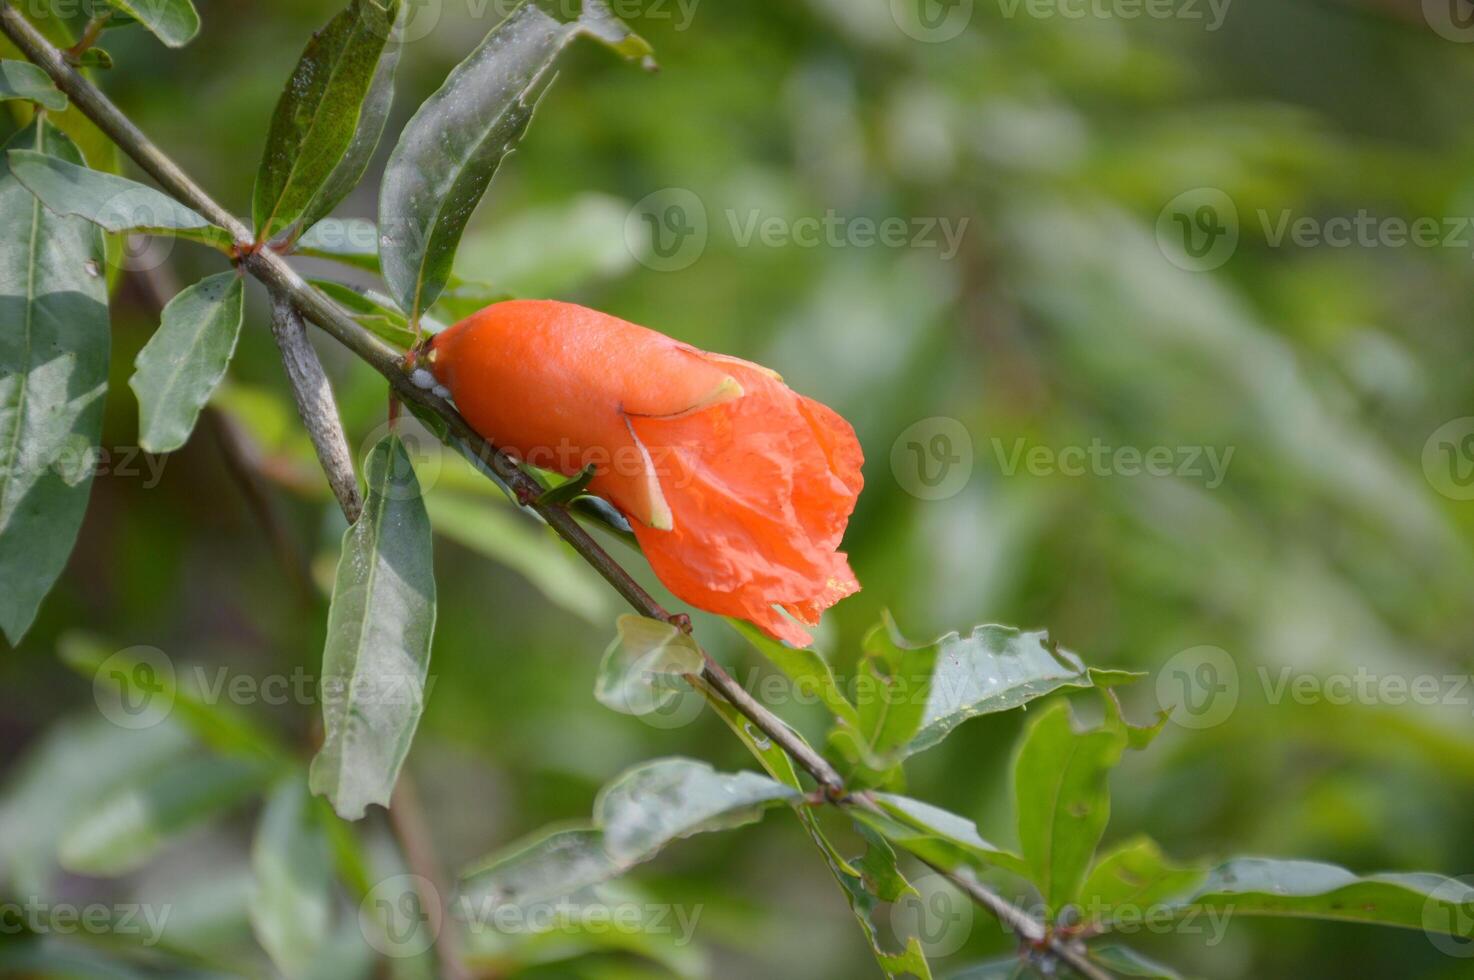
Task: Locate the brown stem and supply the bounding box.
[268,291,363,523]
[387,776,473,980]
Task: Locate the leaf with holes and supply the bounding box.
[1014,700,1125,918]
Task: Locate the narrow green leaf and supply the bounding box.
[310,278,415,348]
[0,122,108,645]
[594,614,704,718]
[0,59,66,110]
[427,492,611,624]
[254,0,403,243]
[295,217,380,271]
[0,715,190,895]
[251,779,335,980]
[949,957,1030,979]
[457,827,621,921]
[460,759,795,927]
[7,148,231,248]
[853,616,939,782]
[1013,701,1125,917]
[729,618,865,746]
[1079,836,1205,929]
[1168,858,1474,936]
[58,755,268,876]
[100,0,200,47]
[909,623,1096,757]
[1089,945,1184,978]
[309,434,437,820]
[379,0,647,318]
[130,271,245,454]
[73,47,113,70]
[861,792,1030,878]
[594,757,798,864]
[829,822,933,980]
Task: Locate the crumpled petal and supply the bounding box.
[428,300,864,646]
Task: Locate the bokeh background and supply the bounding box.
[4,0,1474,977]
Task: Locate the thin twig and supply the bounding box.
[0,8,1111,976]
[387,776,473,980]
[268,291,363,523]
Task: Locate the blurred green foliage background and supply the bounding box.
[4,0,1474,977]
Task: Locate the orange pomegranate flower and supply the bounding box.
[426,300,863,646]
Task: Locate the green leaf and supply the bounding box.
[73,47,113,70]
[0,122,108,645]
[594,614,704,718]
[0,59,66,111]
[1079,837,1205,929]
[534,462,596,506]
[0,714,190,894]
[7,148,231,248]
[427,491,611,624]
[295,217,380,270]
[860,792,1030,878]
[129,271,245,454]
[1013,700,1125,918]
[458,826,622,921]
[907,622,1096,758]
[1168,858,1474,936]
[460,759,794,925]
[58,754,267,876]
[309,434,437,820]
[729,618,865,750]
[850,617,938,785]
[593,757,798,864]
[251,779,335,979]
[253,0,403,243]
[378,0,647,319]
[310,278,415,348]
[949,957,1030,979]
[829,822,933,980]
[100,0,200,47]
[1089,945,1185,978]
